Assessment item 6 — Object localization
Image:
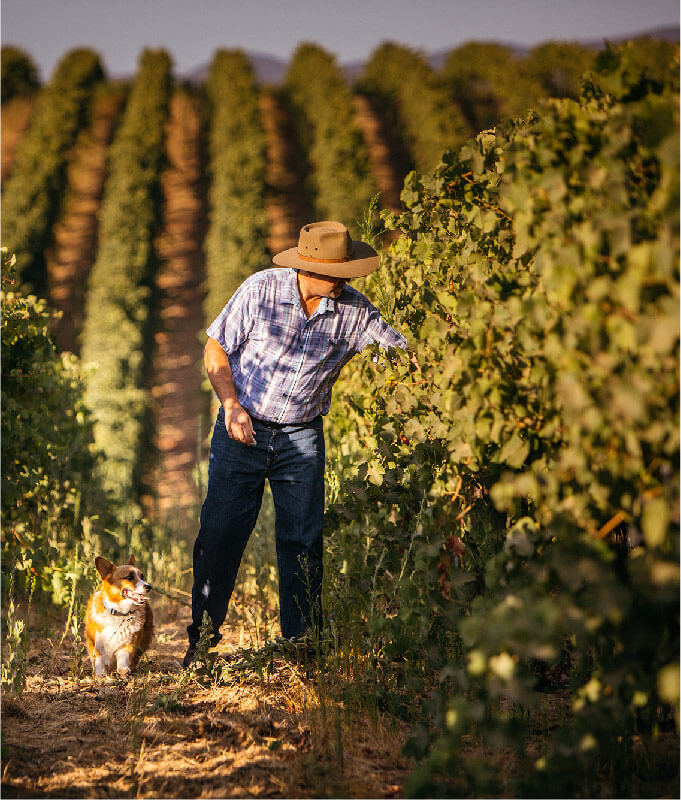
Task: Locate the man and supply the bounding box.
[184,220,406,666]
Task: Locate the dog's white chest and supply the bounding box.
[94,610,145,664]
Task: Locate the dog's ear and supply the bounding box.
[95,556,115,581]
[127,554,136,567]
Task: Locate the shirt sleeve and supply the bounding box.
[356,304,408,353]
[206,279,255,355]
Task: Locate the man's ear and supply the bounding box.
[95,556,115,581]
[127,554,136,567]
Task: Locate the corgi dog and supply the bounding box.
[85,555,153,677]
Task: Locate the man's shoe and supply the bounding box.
[182,643,197,668]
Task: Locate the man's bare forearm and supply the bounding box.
[204,337,240,408]
[204,337,255,444]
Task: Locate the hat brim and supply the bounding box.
[272,239,379,278]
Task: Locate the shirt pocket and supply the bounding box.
[317,334,349,370]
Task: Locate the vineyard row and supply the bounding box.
[2,38,676,529]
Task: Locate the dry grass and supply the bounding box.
[1,602,410,799]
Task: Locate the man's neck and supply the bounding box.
[296,273,324,318]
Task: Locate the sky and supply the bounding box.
[2,0,679,81]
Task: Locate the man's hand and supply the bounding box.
[224,402,256,446]
[204,338,256,446]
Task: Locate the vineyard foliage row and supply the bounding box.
[1,37,679,795]
[80,49,172,508]
[1,249,117,600]
[203,49,270,324]
[360,42,469,174]
[285,44,376,234]
[325,46,679,796]
[442,42,574,133]
[1,45,40,103]
[2,48,104,289]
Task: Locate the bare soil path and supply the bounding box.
[1,599,409,798]
[1,97,35,184]
[353,95,405,216]
[260,89,314,254]
[45,91,124,353]
[144,90,210,535]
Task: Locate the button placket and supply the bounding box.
[277,323,310,422]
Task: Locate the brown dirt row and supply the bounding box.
[45,91,125,353]
[260,89,315,254]
[1,97,35,184]
[1,600,409,799]
[143,91,210,535]
[353,94,404,216]
[137,87,405,533]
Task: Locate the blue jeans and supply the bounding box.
[187,407,325,645]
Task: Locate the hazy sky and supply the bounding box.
[2,0,679,80]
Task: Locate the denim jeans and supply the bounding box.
[187,407,325,645]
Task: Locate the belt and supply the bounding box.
[250,416,286,429]
[250,414,322,430]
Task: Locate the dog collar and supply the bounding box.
[102,593,132,617]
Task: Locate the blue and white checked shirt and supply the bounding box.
[206,268,407,424]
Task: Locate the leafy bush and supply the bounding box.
[1,48,104,290]
[522,41,595,99]
[442,36,675,137]
[1,45,40,102]
[441,41,545,133]
[203,49,269,323]
[325,44,679,796]
[1,249,117,600]
[80,49,172,509]
[359,42,468,173]
[285,43,376,235]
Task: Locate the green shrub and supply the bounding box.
[523,41,595,98]
[360,42,468,174]
[203,49,269,323]
[441,41,545,133]
[285,43,376,235]
[1,248,117,599]
[326,43,679,796]
[2,48,104,290]
[80,49,172,509]
[1,45,40,102]
[442,37,674,137]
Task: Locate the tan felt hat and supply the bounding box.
[272,221,379,278]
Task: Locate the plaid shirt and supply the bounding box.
[206,268,407,423]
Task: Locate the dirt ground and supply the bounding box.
[1,96,35,184]
[352,95,404,216]
[1,599,410,799]
[46,90,124,354]
[145,90,210,533]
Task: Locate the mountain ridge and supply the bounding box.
[179,24,678,85]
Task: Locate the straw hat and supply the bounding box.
[272,221,379,278]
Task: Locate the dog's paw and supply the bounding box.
[117,667,132,677]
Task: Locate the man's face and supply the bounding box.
[300,270,349,299]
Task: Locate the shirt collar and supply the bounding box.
[282,269,297,306]
[282,269,338,316]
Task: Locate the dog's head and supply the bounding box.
[95,554,151,612]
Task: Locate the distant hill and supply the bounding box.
[182,24,679,85]
[185,50,286,84]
